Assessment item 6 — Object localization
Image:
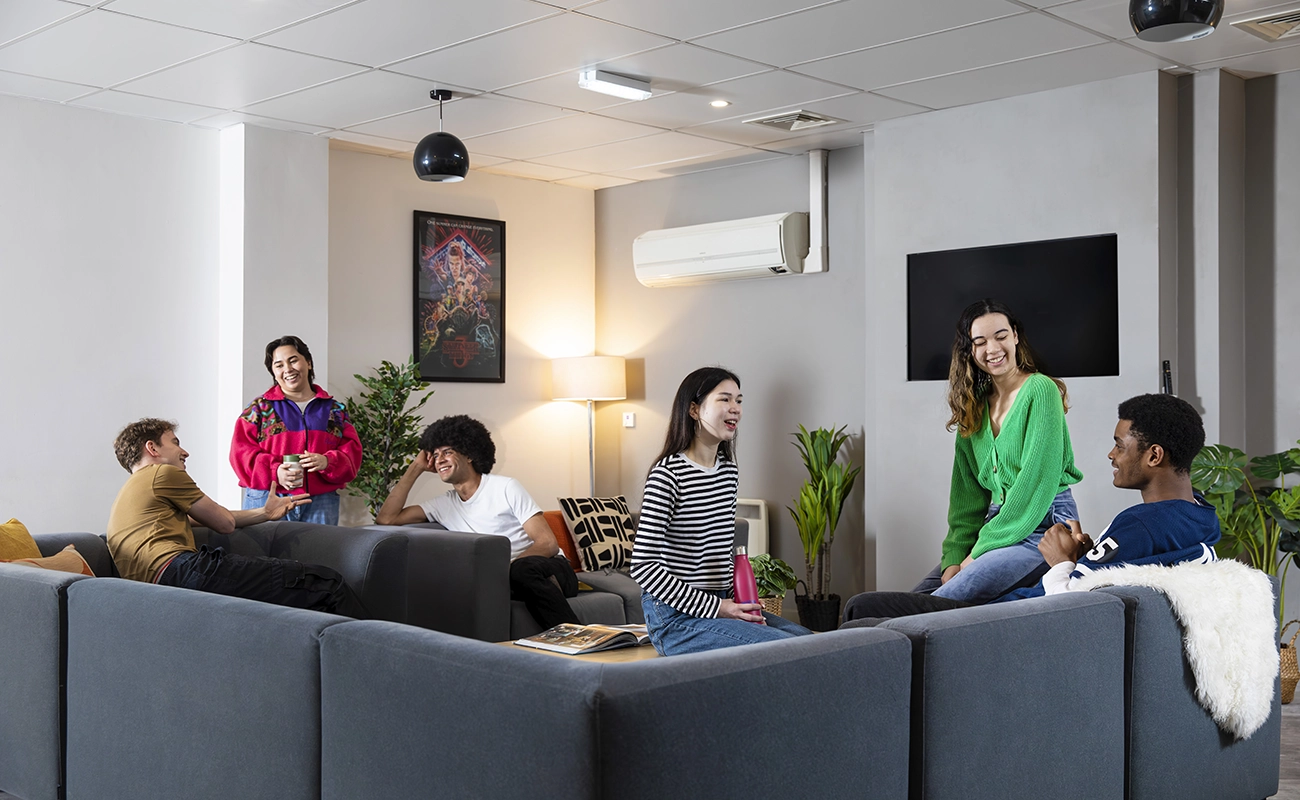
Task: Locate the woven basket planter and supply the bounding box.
[760,596,783,616]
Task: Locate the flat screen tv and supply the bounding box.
[907,234,1119,381]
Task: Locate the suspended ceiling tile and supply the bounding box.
[0,68,95,102]
[0,0,87,47]
[258,0,556,67]
[1041,0,1138,41]
[1197,40,1300,78]
[596,69,855,129]
[349,93,572,142]
[531,130,740,172]
[477,161,588,181]
[465,113,661,160]
[682,91,924,147]
[875,42,1170,109]
[594,43,773,92]
[190,111,332,134]
[604,147,785,181]
[69,89,222,122]
[0,9,234,87]
[792,13,1106,91]
[388,13,672,92]
[694,0,1022,68]
[581,0,835,42]
[242,70,470,130]
[555,173,636,189]
[105,0,356,41]
[117,42,364,110]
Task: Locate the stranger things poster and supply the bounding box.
[413,211,505,383]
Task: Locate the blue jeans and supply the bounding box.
[916,488,1078,604]
[243,489,340,526]
[641,589,812,656]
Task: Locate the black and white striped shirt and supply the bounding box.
[630,452,738,618]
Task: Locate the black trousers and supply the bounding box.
[158,545,363,617]
[839,591,976,629]
[509,555,581,629]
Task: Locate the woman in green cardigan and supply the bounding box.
[914,299,1083,603]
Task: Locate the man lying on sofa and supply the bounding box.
[375,414,581,630]
[107,418,358,615]
[843,393,1221,623]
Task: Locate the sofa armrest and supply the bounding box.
[401,527,510,642]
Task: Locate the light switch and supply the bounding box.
[623,412,636,428]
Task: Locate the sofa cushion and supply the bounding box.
[3,544,95,576]
[543,510,583,571]
[0,518,41,560]
[558,496,635,572]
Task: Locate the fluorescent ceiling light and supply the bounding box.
[710,99,730,108]
[578,69,651,101]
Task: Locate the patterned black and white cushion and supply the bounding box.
[558,496,635,572]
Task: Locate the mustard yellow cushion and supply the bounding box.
[0,518,41,560]
[3,544,95,576]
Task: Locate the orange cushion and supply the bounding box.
[544,510,582,571]
[3,544,95,576]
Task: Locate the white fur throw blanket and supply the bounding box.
[1075,559,1278,740]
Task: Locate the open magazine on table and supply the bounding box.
[513,623,652,655]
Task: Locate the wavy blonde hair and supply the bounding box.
[945,299,1069,437]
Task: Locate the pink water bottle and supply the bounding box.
[733,545,763,623]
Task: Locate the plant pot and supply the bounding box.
[795,593,841,632]
[760,596,783,616]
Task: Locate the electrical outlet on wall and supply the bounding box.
[623,412,635,428]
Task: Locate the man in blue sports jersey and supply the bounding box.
[843,393,1220,623]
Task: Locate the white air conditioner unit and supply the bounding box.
[632,212,810,288]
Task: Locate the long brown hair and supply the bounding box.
[945,299,1068,436]
[649,366,740,473]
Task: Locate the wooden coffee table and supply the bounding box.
[497,641,660,663]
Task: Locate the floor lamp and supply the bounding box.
[552,356,626,497]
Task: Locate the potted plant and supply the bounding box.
[1191,439,1300,624]
[750,553,797,616]
[345,358,435,518]
[788,425,862,631]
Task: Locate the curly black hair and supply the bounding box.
[419,415,496,474]
[1117,394,1205,474]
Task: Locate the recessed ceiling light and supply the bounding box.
[578,69,652,101]
[710,99,730,108]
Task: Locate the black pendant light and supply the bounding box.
[413,89,469,182]
[1129,0,1225,42]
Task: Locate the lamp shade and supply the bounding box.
[413,131,469,182]
[552,356,626,401]
[1130,0,1224,42]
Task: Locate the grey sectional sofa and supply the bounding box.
[0,531,1283,800]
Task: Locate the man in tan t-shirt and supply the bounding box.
[107,418,358,614]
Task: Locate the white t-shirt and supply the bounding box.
[418,473,543,561]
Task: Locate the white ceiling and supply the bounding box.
[3,0,1299,187]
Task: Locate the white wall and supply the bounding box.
[871,72,1174,589]
[328,150,596,523]
[0,94,219,532]
[594,148,870,598]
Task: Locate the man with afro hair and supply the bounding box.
[376,415,580,630]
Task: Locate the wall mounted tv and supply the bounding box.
[907,234,1119,382]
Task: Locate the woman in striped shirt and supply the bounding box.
[631,366,811,656]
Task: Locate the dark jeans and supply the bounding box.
[158,545,362,617]
[840,591,975,628]
[509,555,581,629]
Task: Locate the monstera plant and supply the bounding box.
[1191,440,1300,621]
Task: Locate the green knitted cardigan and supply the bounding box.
[941,372,1083,570]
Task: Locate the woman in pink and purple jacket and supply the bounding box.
[229,336,363,525]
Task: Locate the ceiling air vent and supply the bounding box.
[744,109,845,132]
[1232,8,1300,41]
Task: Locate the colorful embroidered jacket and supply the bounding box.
[229,384,363,497]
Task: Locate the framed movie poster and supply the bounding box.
[413,211,506,383]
